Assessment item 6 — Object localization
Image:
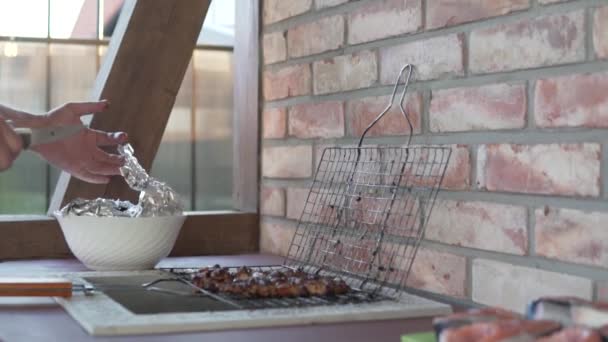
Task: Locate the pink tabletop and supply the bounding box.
[0,254,441,342]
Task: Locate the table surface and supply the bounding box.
[0,254,445,342]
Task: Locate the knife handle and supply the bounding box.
[13,128,32,150]
[0,277,73,298]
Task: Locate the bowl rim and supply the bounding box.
[53,212,186,219]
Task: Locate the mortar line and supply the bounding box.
[421,89,431,134]
[527,206,536,256]
[264,0,374,33]
[262,180,608,213]
[526,80,536,130]
[267,210,608,281]
[466,257,473,299]
[264,60,608,109]
[586,6,595,61]
[419,240,608,281]
[263,0,605,68]
[263,126,608,149]
[463,31,470,77]
[602,143,608,199]
[421,0,428,30]
[470,145,478,191]
[593,282,599,301]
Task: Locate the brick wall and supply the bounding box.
[259,0,608,311]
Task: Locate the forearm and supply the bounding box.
[0,104,47,128]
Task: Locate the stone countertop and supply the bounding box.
[0,254,444,342]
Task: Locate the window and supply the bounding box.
[0,0,238,214]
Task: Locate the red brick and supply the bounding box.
[263,0,312,25]
[430,83,527,132]
[262,145,313,178]
[260,186,285,217]
[473,259,592,312]
[535,207,608,267]
[345,93,422,138]
[263,64,311,101]
[398,145,469,191]
[442,145,471,190]
[287,16,344,58]
[426,200,527,254]
[286,188,309,220]
[316,0,348,9]
[427,0,529,29]
[535,72,608,128]
[406,248,467,297]
[379,34,464,82]
[313,50,377,94]
[347,0,421,44]
[263,108,287,139]
[477,144,601,197]
[288,101,345,138]
[470,11,584,74]
[260,220,297,256]
[594,6,608,59]
[262,32,286,65]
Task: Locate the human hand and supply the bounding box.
[31,100,128,184]
[0,118,23,170]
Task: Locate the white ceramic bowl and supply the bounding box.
[55,215,186,271]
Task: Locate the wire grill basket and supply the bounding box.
[283,64,452,298]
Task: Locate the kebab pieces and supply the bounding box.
[192,265,351,299]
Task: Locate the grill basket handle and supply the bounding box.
[357,64,414,148]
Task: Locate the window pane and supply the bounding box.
[47,44,98,194]
[0,42,48,214]
[151,62,194,210]
[0,0,48,38]
[0,43,47,111]
[103,0,124,38]
[50,0,96,39]
[193,50,233,210]
[49,44,97,108]
[198,0,235,47]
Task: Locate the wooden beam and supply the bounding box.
[0,216,72,260]
[0,213,259,261]
[49,0,211,213]
[170,212,259,256]
[233,0,260,213]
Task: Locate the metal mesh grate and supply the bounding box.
[161,266,389,310]
[282,64,451,298]
[283,145,450,297]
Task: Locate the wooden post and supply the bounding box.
[49,0,211,213]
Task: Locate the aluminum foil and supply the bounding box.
[57,143,183,217]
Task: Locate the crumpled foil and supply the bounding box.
[57,143,183,217]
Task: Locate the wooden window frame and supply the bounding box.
[0,0,260,260]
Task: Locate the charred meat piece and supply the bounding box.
[537,327,602,342]
[438,319,560,342]
[234,266,252,281]
[303,279,329,296]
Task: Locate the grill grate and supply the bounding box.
[283,64,450,298]
[160,266,390,310]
